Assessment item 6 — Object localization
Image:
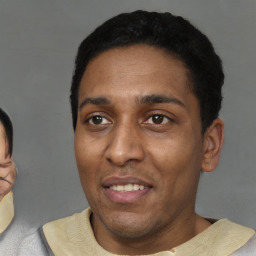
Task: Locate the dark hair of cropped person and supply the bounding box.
[0,108,13,157]
[70,10,224,133]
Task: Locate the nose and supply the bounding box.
[105,122,145,166]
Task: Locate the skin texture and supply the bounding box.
[0,123,16,201]
[74,45,224,255]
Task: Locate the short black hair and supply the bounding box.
[70,10,224,133]
[0,108,13,157]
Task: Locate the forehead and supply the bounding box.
[79,45,193,101]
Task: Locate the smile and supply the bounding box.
[109,184,146,192]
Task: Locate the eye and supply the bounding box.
[146,114,170,125]
[0,161,12,168]
[88,115,111,125]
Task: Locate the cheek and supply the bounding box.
[148,141,201,213]
[147,131,203,186]
[149,137,198,169]
[0,182,10,196]
[74,133,105,190]
[75,131,102,165]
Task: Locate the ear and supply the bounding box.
[201,118,224,173]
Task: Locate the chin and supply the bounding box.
[101,212,159,239]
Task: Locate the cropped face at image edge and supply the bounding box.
[0,123,15,200]
[74,45,223,252]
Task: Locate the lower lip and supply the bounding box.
[104,187,151,203]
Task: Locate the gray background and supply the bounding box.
[0,0,255,255]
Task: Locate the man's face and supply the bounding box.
[75,45,205,239]
[0,124,15,200]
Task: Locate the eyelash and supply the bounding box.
[85,113,172,126]
[144,113,172,125]
[0,163,11,168]
[87,115,111,125]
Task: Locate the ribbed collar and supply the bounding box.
[43,208,255,256]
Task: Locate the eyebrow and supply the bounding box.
[79,97,111,110]
[79,94,185,111]
[138,94,185,107]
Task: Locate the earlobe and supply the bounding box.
[201,118,224,173]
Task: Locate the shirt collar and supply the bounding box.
[43,208,255,256]
[0,190,14,234]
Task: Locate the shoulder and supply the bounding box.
[18,209,91,256]
[0,191,14,235]
[212,219,255,255]
[231,235,256,255]
[41,208,93,255]
[18,228,49,256]
[42,208,90,244]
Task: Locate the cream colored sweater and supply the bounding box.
[38,208,255,256]
[0,191,14,234]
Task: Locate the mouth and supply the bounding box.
[102,177,152,203]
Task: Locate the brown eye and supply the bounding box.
[147,114,169,125]
[152,115,164,124]
[88,115,111,125]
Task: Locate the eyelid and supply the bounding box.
[89,116,111,125]
[143,111,174,124]
[145,115,170,124]
[84,112,112,125]
[0,163,11,168]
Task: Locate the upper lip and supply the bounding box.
[102,176,152,188]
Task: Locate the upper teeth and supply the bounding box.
[110,184,146,192]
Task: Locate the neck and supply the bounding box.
[92,212,211,255]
